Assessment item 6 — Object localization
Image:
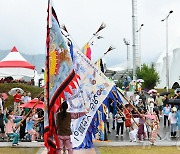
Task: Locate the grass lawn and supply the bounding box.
[0,148,40,154]
[98,146,180,154]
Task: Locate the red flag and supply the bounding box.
[82,43,92,60]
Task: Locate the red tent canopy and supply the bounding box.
[19,98,44,109]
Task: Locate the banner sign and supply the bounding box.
[65,49,113,148]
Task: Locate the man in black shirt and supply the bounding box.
[139,91,146,108]
[163,95,169,107]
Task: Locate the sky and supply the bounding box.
[0,0,180,67]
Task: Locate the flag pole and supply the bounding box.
[116,88,161,139]
[111,94,138,129]
[61,22,106,50]
[14,91,44,131]
[46,0,51,111]
[94,45,115,64]
[115,89,152,127]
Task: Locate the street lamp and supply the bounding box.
[136,24,144,68]
[123,38,130,72]
[161,10,173,92]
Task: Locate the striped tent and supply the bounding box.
[0,46,35,79]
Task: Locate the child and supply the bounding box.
[115,108,124,137]
[124,105,132,131]
[25,112,39,142]
[168,107,177,137]
[149,113,160,145]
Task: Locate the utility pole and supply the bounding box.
[161,10,173,92]
[132,0,138,80]
[136,24,144,69]
[123,38,130,72]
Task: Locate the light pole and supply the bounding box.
[161,10,173,92]
[123,38,130,72]
[136,24,144,68]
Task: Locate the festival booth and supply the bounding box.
[0,46,36,82]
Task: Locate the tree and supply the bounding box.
[136,63,159,89]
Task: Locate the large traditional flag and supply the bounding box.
[65,46,114,148]
[44,1,79,153]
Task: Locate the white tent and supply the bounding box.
[107,61,129,72]
[155,48,180,88]
[0,46,35,79]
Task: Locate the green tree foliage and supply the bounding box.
[136,63,159,89]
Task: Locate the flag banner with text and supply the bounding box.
[65,48,113,148]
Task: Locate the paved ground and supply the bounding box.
[1,116,180,153]
[0,141,44,148]
[106,116,180,142]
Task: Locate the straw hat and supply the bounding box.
[172,107,177,112]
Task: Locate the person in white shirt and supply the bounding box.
[149,101,154,114]
[134,92,140,106]
[168,107,177,137]
[21,91,28,103]
[27,92,32,102]
[115,108,125,137]
[147,94,154,111]
[104,106,110,133]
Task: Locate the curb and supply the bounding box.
[93,140,180,147]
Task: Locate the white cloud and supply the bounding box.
[0,0,180,67]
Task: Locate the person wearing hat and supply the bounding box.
[168,107,177,137]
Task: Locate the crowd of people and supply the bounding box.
[1,86,180,147]
[0,90,44,146]
[0,77,34,85]
[105,89,180,145]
